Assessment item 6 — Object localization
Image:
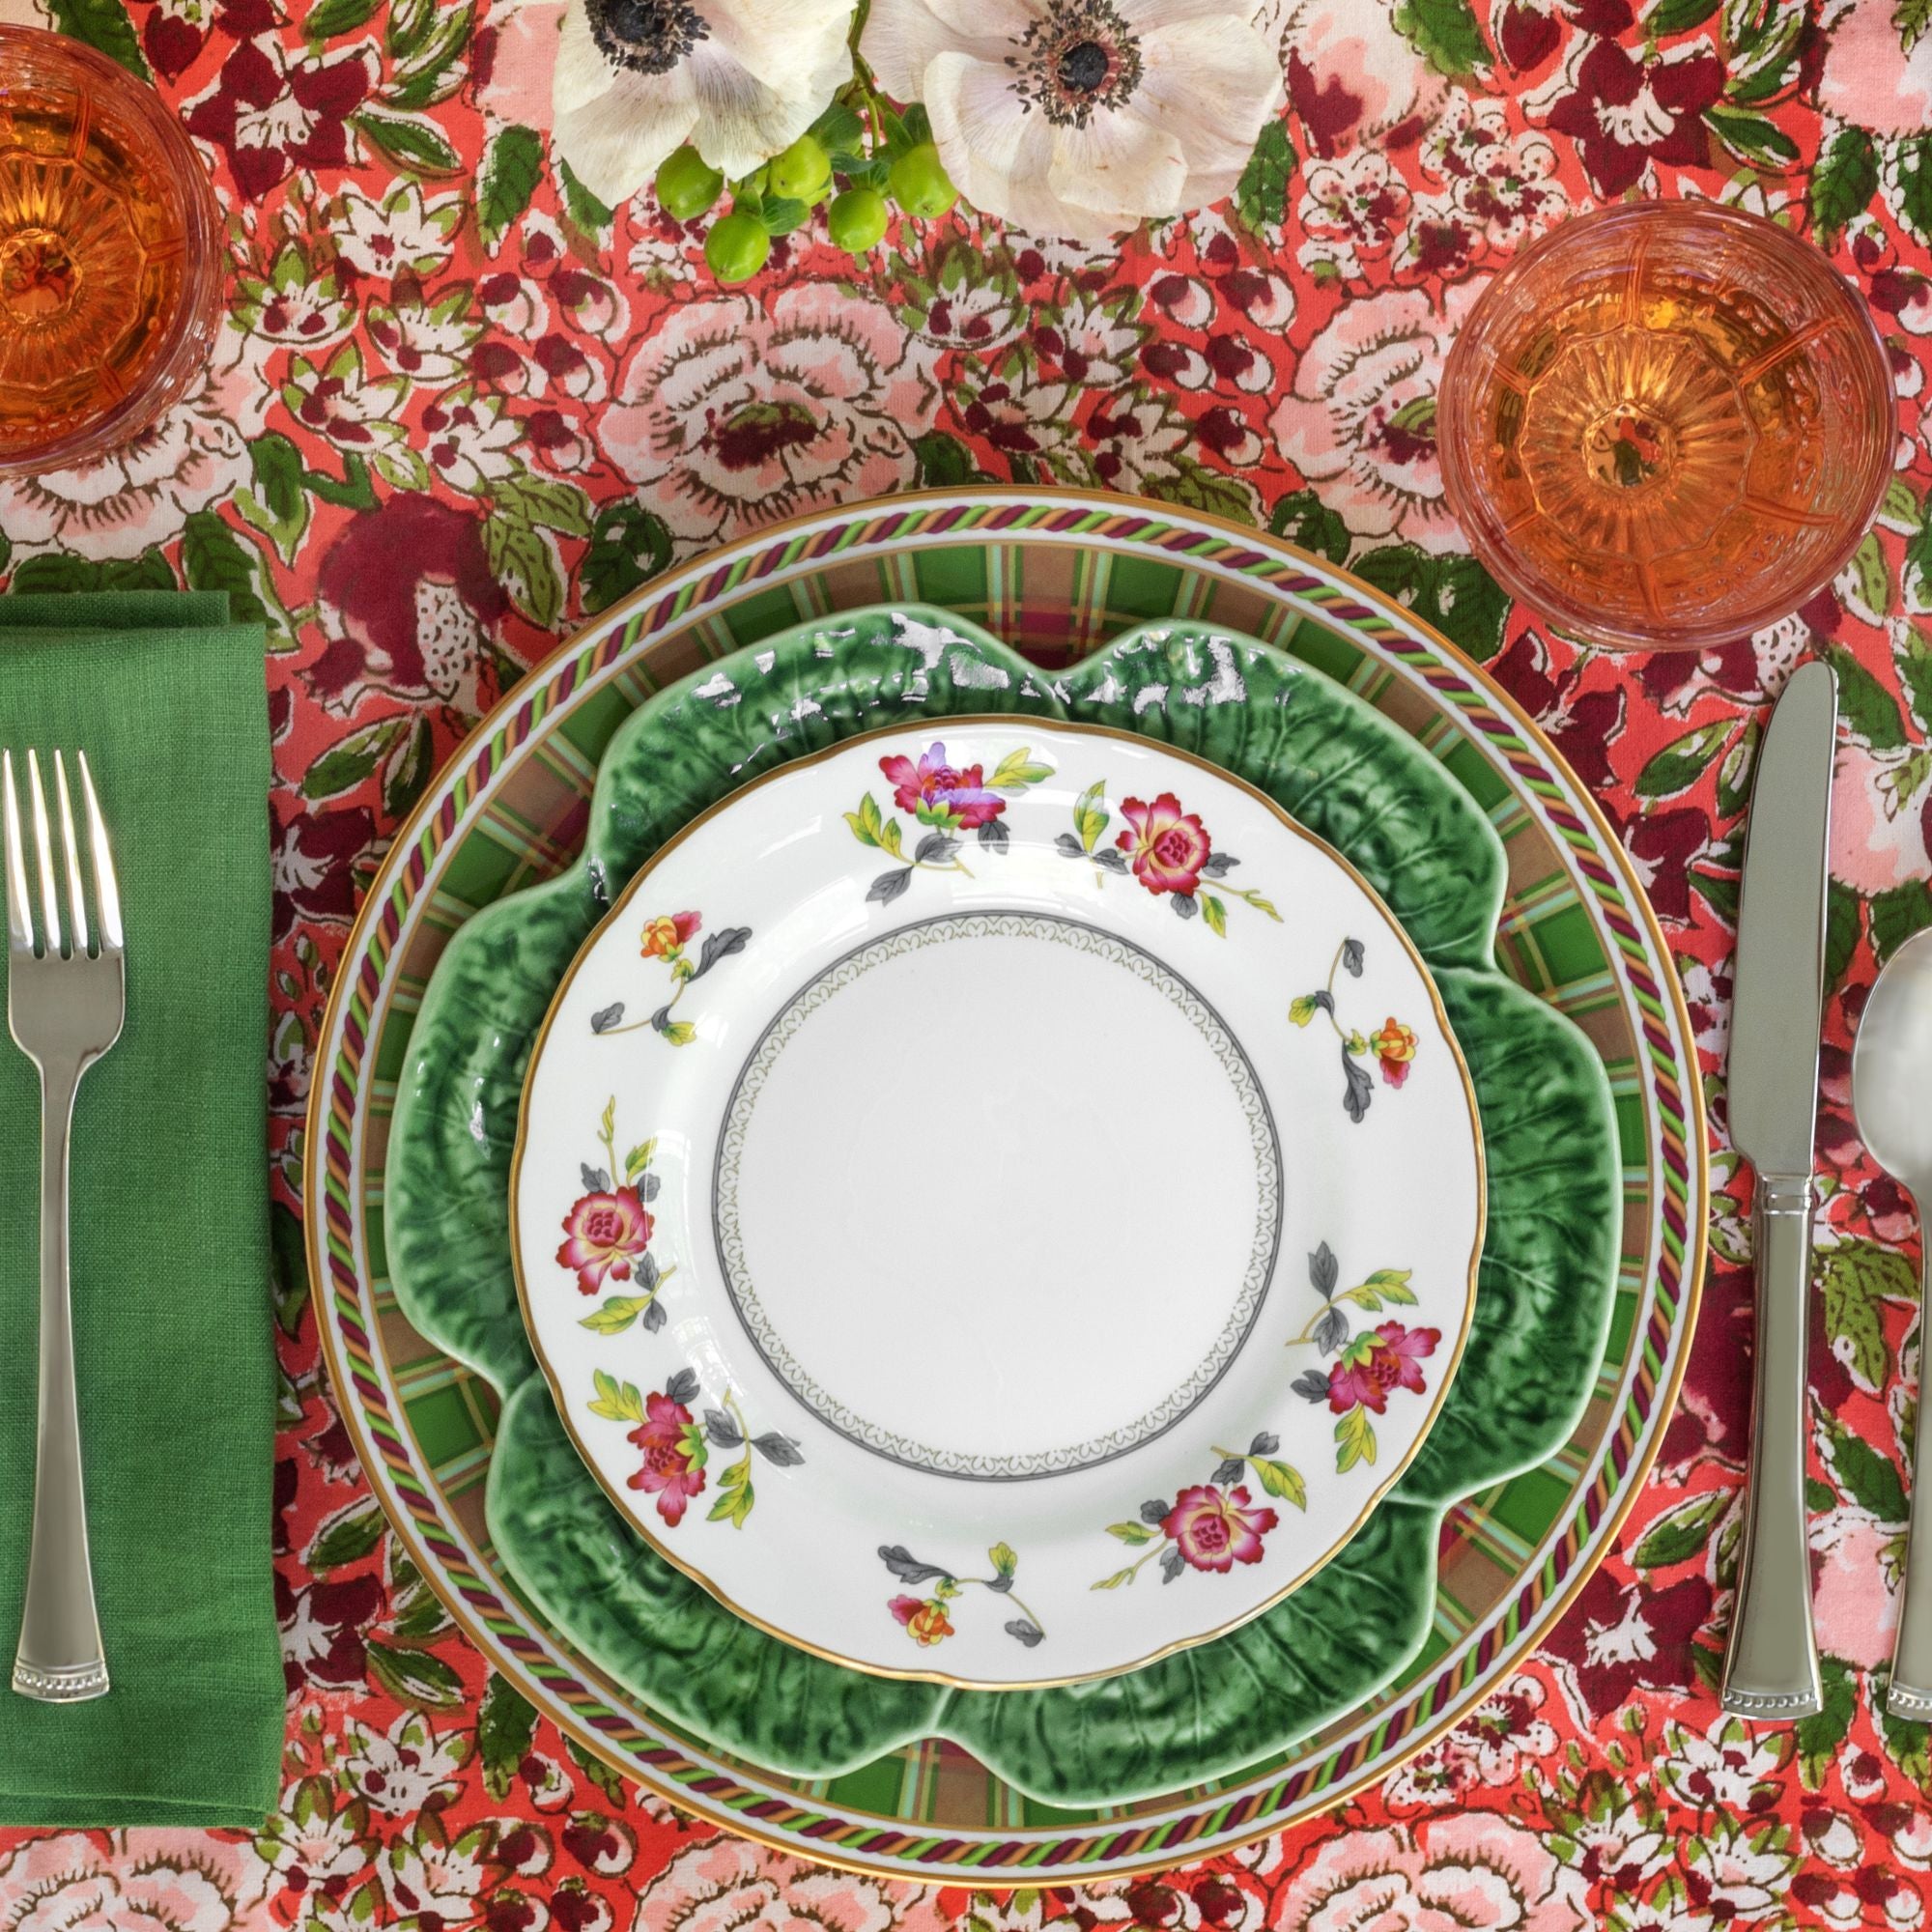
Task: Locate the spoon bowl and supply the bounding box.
[1854,929,1932,1192]
[1851,923,1932,1719]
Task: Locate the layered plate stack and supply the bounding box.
[308,492,1707,1886]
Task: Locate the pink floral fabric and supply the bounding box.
[1,0,1930,1913]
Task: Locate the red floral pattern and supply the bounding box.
[625,1392,706,1526]
[5,0,1931,1908]
[1117,793,1213,896]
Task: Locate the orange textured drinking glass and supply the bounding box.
[1438,203,1894,652]
[0,25,220,475]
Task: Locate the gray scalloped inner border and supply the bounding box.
[711,910,1284,1480]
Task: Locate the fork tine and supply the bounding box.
[23,751,58,956]
[51,753,86,957]
[77,754,120,953]
[2,753,30,952]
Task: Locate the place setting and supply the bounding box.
[0,0,1920,1909]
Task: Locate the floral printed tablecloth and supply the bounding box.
[1,0,1929,1922]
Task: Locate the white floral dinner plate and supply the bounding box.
[510,717,1484,1690]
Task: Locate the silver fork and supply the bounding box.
[2,750,123,1702]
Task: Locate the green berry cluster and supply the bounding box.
[655,96,957,285]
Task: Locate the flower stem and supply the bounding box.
[596,968,690,1037]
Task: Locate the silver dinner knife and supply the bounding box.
[1721,656,1837,1720]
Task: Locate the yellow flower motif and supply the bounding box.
[640,910,701,959]
[1371,1016,1418,1089]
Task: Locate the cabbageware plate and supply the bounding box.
[510,716,1484,1689]
[390,608,1613,1805]
[308,488,1706,1884]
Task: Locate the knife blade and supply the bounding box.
[1720,654,1836,1721]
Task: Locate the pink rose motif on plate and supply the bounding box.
[0,1832,260,1932]
[1327,1321,1440,1415]
[879,745,1005,830]
[556,1187,653,1295]
[604,285,941,546]
[632,1835,899,1932]
[1274,1813,1591,1932]
[627,1390,707,1525]
[1117,793,1212,896]
[1162,1484,1279,1574]
[1270,281,1487,554]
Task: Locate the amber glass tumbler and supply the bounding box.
[1439,203,1894,652]
[0,26,221,475]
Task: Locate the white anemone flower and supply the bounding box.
[553,0,855,207]
[862,0,1284,242]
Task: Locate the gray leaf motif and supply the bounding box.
[753,1432,806,1467]
[641,1297,668,1334]
[1201,852,1238,877]
[867,867,913,905]
[1211,1456,1246,1489]
[695,925,753,980]
[1250,1431,1280,1457]
[1159,1545,1185,1584]
[914,831,958,864]
[590,1003,624,1035]
[985,1572,1013,1595]
[1054,832,1085,858]
[637,1251,660,1292]
[703,1410,744,1449]
[1005,1619,1044,1648]
[1314,1303,1350,1356]
[581,1163,611,1193]
[664,1367,700,1406]
[1293,1369,1332,1403]
[1309,1241,1339,1297]
[1343,1048,1374,1123]
[1139,1497,1170,1525]
[1342,937,1365,978]
[1093,847,1128,873]
[648,1005,673,1035]
[639,1172,663,1204]
[978,819,1009,851]
[879,1545,951,1586]
[1172,892,1200,921]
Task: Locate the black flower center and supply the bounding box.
[586,0,706,76]
[1009,0,1143,128]
[1059,39,1109,92]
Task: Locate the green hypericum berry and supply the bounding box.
[827,185,889,252]
[889,142,956,220]
[704,210,771,283]
[768,133,832,202]
[655,144,723,220]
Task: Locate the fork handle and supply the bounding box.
[13,1061,107,1702]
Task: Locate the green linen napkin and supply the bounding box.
[0,590,282,1825]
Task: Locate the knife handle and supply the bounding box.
[1721,1173,1823,1719]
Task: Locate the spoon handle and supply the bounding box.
[1890,1240,1932,1719]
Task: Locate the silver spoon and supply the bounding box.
[1851,923,1932,1719]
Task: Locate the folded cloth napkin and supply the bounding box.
[0,589,282,1825]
